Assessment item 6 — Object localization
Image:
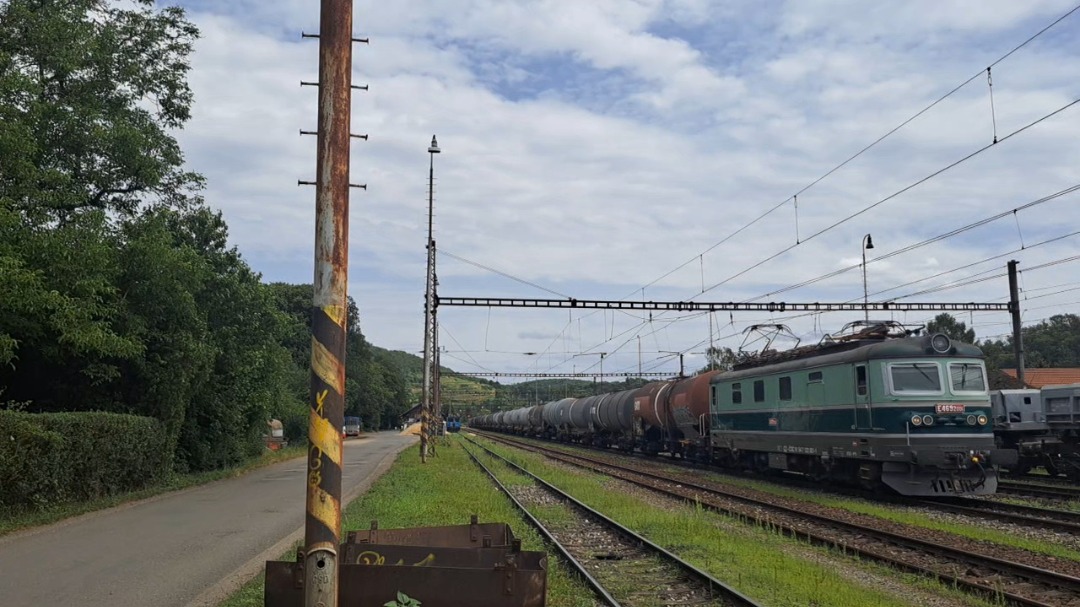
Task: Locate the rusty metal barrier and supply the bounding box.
[265,516,547,606]
[346,514,513,548]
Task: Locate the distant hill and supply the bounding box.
[371,347,498,408]
[370,347,658,417]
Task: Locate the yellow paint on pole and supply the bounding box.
[311,337,344,394]
[309,410,343,466]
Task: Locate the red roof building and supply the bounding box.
[1000,368,1080,389]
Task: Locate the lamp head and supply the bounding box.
[864,234,874,250]
[428,135,440,154]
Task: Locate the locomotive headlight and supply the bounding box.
[977,414,988,425]
[966,414,977,425]
[911,415,923,426]
[930,333,952,353]
[922,414,935,426]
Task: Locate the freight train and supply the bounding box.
[471,321,1019,496]
[992,384,1080,481]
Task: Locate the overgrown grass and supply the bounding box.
[220,436,596,607]
[0,445,305,537]
[475,436,997,607]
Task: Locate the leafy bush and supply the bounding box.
[0,411,169,509]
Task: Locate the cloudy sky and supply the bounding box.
[168,0,1080,379]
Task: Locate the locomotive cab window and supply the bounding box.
[808,371,823,383]
[731,383,742,404]
[753,380,765,402]
[779,376,792,400]
[855,366,867,396]
[948,363,987,393]
[888,362,943,394]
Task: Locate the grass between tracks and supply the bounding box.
[219,436,596,607]
[0,444,306,538]
[750,484,1080,563]
[538,439,1080,563]
[659,461,1080,563]
[474,435,999,607]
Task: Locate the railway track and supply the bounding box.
[918,497,1080,535]
[461,439,761,607]
[472,430,1080,607]
[999,479,1080,500]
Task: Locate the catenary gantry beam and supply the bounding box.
[436,297,1010,312]
[449,371,672,378]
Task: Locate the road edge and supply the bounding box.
[186,436,417,607]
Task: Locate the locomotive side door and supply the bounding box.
[853,364,873,430]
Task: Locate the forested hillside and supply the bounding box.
[371,346,498,412]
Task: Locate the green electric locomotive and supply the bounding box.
[709,322,1018,495]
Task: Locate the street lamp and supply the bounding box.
[420,135,440,463]
[862,233,874,323]
[428,135,440,241]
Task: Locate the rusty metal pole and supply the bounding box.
[421,135,440,462]
[305,0,352,604]
[1008,260,1026,385]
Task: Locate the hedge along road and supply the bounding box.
[0,431,417,607]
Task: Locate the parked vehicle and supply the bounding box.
[344,416,362,437]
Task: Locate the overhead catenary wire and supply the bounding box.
[441,249,572,299]
[745,184,1080,302]
[696,95,1080,298]
[892,253,1080,300]
[868,229,1080,299]
[557,94,1080,366]
[440,324,497,373]
[621,1,1080,302]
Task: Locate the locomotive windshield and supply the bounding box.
[888,362,942,393]
[948,362,987,393]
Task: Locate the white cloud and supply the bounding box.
[169,0,1080,379]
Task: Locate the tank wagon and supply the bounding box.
[470,322,1018,496]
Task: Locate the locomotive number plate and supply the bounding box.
[935,403,965,414]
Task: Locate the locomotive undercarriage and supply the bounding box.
[703,446,1000,496]
[708,432,1013,496]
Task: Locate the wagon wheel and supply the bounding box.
[1044,460,1061,477]
[1010,462,1032,476]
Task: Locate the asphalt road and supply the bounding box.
[0,431,417,607]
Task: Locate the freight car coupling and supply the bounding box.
[473,322,1019,498]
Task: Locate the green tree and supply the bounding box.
[0,207,142,383]
[266,283,413,434]
[0,0,203,405]
[0,0,202,220]
[925,313,976,344]
[978,314,1080,387]
[698,346,737,373]
[0,0,309,476]
[1021,315,1080,367]
[169,208,295,470]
